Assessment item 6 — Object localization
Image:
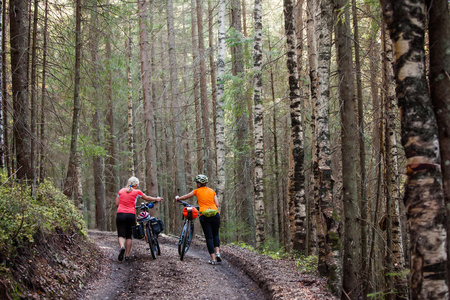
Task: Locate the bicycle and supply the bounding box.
[135,201,163,260]
[176,199,199,261]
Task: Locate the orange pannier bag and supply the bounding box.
[183,207,199,220]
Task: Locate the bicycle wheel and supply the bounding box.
[180,220,192,261]
[146,224,157,259]
[178,222,187,256]
[155,237,161,256]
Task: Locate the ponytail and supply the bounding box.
[127,185,133,193]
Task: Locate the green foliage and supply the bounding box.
[295,255,318,274]
[0,173,85,258]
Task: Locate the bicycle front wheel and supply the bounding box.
[180,221,192,261]
[146,224,157,259]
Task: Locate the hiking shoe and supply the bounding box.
[125,256,130,262]
[118,247,125,261]
[208,259,216,265]
[215,253,222,263]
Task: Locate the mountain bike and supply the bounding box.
[135,202,163,259]
[176,199,199,261]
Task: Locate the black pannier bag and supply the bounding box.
[132,223,145,239]
[149,217,164,235]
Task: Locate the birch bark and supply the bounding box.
[380,0,448,298]
[252,0,265,247]
[283,0,306,253]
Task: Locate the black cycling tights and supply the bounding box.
[116,213,136,239]
[200,213,221,254]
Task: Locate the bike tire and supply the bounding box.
[178,222,186,256]
[155,237,161,255]
[180,222,190,261]
[146,224,157,259]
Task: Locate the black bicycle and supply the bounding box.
[135,202,162,259]
[176,200,199,261]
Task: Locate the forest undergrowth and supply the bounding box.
[0,174,101,299]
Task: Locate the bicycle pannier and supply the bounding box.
[183,207,199,220]
[132,223,145,239]
[150,217,164,235]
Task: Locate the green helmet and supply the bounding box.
[194,174,208,184]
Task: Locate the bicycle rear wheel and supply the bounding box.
[155,237,161,255]
[146,224,157,259]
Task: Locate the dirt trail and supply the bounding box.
[80,230,267,300]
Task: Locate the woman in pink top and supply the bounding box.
[116,176,163,261]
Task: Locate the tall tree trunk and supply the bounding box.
[39,0,48,182]
[0,0,4,171]
[104,0,118,231]
[64,0,82,202]
[208,0,217,181]
[352,1,368,291]
[381,1,448,298]
[126,32,135,176]
[382,24,407,299]
[2,0,9,176]
[10,0,32,181]
[190,0,202,176]
[89,0,106,231]
[283,0,306,253]
[426,0,450,282]
[196,0,212,179]
[314,0,342,295]
[215,0,226,221]
[335,0,361,298]
[231,0,254,244]
[268,37,281,245]
[305,0,318,256]
[167,0,187,195]
[252,0,265,247]
[315,0,340,291]
[30,0,38,186]
[138,0,158,196]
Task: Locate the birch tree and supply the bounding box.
[283,0,306,252]
[215,0,226,218]
[314,0,340,286]
[425,0,450,279]
[380,0,448,298]
[252,0,265,247]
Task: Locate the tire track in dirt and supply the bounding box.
[80,230,267,300]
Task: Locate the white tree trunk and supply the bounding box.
[253,0,265,247]
[215,0,226,210]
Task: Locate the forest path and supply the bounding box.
[80,230,267,300]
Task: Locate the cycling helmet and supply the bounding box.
[137,211,150,222]
[194,174,208,184]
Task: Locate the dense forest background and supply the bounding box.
[1,0,449,299]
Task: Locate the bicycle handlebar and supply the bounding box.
[176,199,192,207]
[135,201,158,210]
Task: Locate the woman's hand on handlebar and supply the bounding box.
[175,196,180,201]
